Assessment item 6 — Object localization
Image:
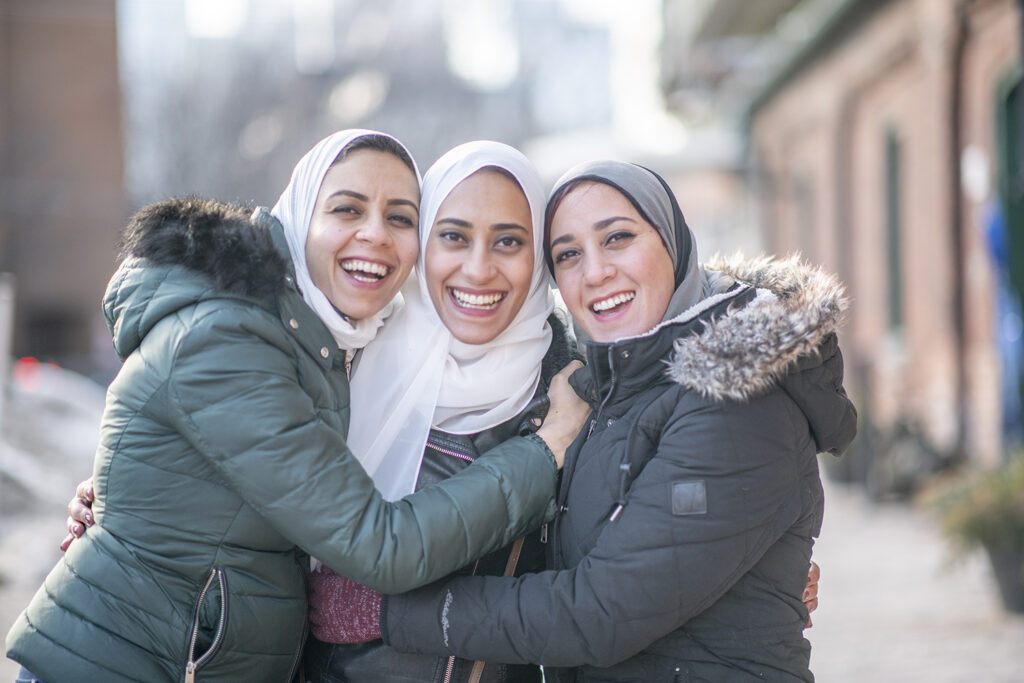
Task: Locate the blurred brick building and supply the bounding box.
[0,0,125,376]
[663,0,1023,488]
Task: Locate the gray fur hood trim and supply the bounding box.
[666,253,848,402]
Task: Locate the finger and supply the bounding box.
[66,515,86,537]
[59,533,74,553]
[76,479,95,505]
[554,360,584,379]
[804,597,819,613]
[69,498,94,526]
[803,583,818,601]
[808,560,820,584]
[806,616,813,628]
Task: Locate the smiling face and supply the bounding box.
[548,180,675,343]
[424,168,534,345]
[305,148,420,321]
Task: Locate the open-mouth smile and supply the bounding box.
[341,258,392,283]
[591,291,635,314]
[449,287,507,311]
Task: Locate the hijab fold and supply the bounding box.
[271,129,421,351]
[348,141,554,500]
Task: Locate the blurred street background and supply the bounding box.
[3,0,1024,680]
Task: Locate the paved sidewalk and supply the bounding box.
[808,476,1024,682]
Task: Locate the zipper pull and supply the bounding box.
[539,523,548,544]
[608,463,630,522]
[586,418,597,438]
[185,660,196,683]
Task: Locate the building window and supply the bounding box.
[885,128,903,332]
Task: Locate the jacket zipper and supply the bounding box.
[552,347,619,560]
[429,442,475,463]
[442,654,457,683]
[284,619,308,683]
[185,568,228,683]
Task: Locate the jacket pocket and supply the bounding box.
[185,567,229,683]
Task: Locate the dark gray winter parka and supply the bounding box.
[5,199,558,683]
[384,255,858,682]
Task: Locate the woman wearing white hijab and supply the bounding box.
[9,132,587,683]
[303,141,579,683]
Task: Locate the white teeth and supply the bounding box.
[342,259,390,282]
[451,288,505,309]
[592,292,635,312]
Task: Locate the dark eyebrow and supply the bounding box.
[436,217,471,228]
[326,189,368,202]
[325,191,418,214]
[594,216,637,230]
[491,223,528,234]
[550,216,635,249]
[388,198,419,214]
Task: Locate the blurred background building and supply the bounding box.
[663,0,1024,494]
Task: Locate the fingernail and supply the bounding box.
[85,512,93,524]
[803,591,811,601]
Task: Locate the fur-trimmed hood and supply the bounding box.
[666,253,847,402]
[573,252,855,458]
[103,198,291,359]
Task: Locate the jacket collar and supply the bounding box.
[572,282,755,410]
[572,253,848,409]
[251,207,339,372]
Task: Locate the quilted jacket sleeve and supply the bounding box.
[164,305,558,594]
[383,390,814,668]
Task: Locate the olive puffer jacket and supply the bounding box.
[5,199,558,683]
[384,255,857,682]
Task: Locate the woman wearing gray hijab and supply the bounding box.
[380,160,857,682]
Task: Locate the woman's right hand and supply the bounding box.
[535,360,590,468]
[59,477,95,552]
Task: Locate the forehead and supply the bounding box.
[318,149,418,192]
[550,181,641,230]
[446,168,521,198]
[435,168,530,217]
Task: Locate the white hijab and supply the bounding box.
[347,141,554,500]
[271,129,421,351]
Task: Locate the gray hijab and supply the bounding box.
[546,160,707,327]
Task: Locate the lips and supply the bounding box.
[591,291,635,314]
[341,258,391,283]
[449,287,506,311]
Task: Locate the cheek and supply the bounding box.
[553,271,586,318]
[395,231,420,278]
[304,226,328,282]
[510,253,535,300]
[646,252,677,315]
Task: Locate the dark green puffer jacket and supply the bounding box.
[5,199,558,683]
[384,255,857,682]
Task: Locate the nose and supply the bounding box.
[461,245,496,283]
[582,252,615,286]
[354,210,393,246]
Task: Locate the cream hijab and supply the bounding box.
[347,141,554,500]
[271,129,421,351]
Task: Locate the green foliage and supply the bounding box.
[939,456,1024,552]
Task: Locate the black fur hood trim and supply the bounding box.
[120,198,289,300]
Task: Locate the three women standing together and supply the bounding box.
[6,128,854,683]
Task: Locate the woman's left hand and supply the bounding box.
[803,560,820,627]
